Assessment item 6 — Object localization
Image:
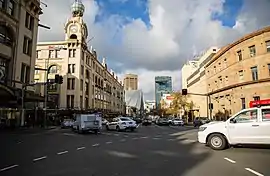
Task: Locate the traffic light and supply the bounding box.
[59,76,63,84]
[182,89,187,95]
[54,74,60,83]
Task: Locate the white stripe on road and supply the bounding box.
[106,141,112,144]
[120,139,126,142]
[92,143,100,147]
[33,156,47,162]
[153,138,160,140]
[245,168,264,176]
[77,147,86,150]
[141,136,148,139]
[114,134,120,136]
[224,157,236,164]
[0,165,19,172]
[63,133,76,136]
[132,137,138,140]
[57,151,68,155]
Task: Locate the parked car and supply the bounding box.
[102,119,108,125]
[171,118,184,126]
[61,119,74,128]
[156,118,170,126]
[133,117,143,124]
[106,117,138,131]
[198,106,270,150]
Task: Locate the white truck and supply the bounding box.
[73,113,102,134]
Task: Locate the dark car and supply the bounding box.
[133,117,143,124]
[142,118,152,126]
[157,118,170,126]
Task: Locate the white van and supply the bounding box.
[198,106,270,150]
[73,113,102,134]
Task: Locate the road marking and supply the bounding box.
[141,136,148,139]
[0,165,19,172]
[33,156,47,162]
[57,151,68,155]
[132,137,138,140]
[124,135,129,138]
[245,168,264,176]
[120,139,126,142]
[63,133,76,136]
[17,141,22,144]
[224,157,236,163]
[153,138,160,140]
[168,139,175,141]
[106,141,112,144]
[114,134,120,136]
[77,147,86,150]
[92,143,100,147]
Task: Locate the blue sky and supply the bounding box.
[95,0,243,28]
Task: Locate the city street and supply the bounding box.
[0,125,269,176]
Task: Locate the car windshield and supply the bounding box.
[120,117,131,121]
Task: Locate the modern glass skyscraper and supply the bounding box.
[155,76,172,109]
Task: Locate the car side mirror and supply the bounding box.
[230,118,236,123]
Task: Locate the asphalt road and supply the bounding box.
[0,125,269,176]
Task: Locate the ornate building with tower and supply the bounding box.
[35,0,125,114]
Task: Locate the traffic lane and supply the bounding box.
[0,131,213,176]
[216,146,270,176]
[0,129,128,168]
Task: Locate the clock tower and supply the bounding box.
[64,0,88,42]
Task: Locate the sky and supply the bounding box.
[38,0,270,100]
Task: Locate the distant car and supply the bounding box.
[61,119,74,128]
[157,118,170,126]
[133,117,142,124]
[142,118,152,126]
[106,117,138,131]
[171,118,184,126]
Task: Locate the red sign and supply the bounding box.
[249,99,270,108]
[166,96,174,100]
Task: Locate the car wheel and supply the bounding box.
[208,134,227,150]
[116,126,120,132]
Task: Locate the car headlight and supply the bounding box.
[199,126,207,131]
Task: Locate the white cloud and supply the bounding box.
[38,0,270,100]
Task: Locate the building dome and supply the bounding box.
[71,0,85,17]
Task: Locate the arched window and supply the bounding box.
[70,34,77,39]
[0,25,13,46]
[49,65,58,74]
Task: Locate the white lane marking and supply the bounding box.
[245,168,264,176]
[77,147,86,150]
[132,137,138,140]
[168,139,175,141]
[92,143,100,147]
[153,138,160,140]
[57,151,68,155]
[0,165,19,172]
[63,133,76,136]
[120,139,126,142]
[33,156,47,162]
[124,135,129,138]
[224,157,236,164]
[114,134,119,136]
[106,141,112,144]
[141,136,148,139]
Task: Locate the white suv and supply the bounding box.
[106,117,137,131]
[198,106,270,150]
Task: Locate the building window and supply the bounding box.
[7,0,15,16]
[0,0,5,9]
[80,96,83,108]
[81,51,84,61]
[268,64,270,76]
[266,40,270,53]
[249,45,256,57]
[254,96,260,101]
[55,50,60,58]
[20,63,30,83]
[69,49,76,57]
[80,79,83,91]
[241,98,246,109]
[218,76,222,84]
[0,26,12,46]
[251,66,258,81]
[67,95,74,108]
[36,50,41,58]
[225,76,228,82]
[237,50,242,61]
[68,64,75,73]
[85,82,89,95]
[23,36,32,56]
[213,66,216,73]
[25,12,34,30]
[81,65,84,76]
[67,78,75,90]
[238,70,244,80]
[224,58,227,67]
[48,50,54,58]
